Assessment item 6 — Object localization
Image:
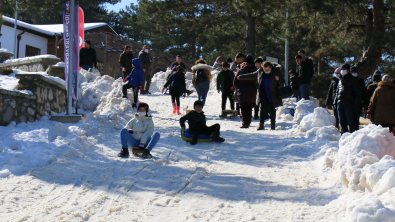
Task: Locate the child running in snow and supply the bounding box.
[180,100,225,145]
[122,58,144,109]
[162,65,187,115]
[118,102,161,158]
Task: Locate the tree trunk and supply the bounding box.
[355,0,385,80]
[317,56,325,75]
[245,12,255,56]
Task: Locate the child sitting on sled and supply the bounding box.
[179,100,225,145]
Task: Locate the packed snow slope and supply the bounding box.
[1,72,395,222]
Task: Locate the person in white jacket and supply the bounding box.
[118,102,160,158]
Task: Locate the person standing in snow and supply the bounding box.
[253,57,262,120]
[233,62,257,128]
[139,45,153,94]
[350,66,368,129]
[289,69,299,99]
[325,67,341,129]
[171,55,186,70]
[217,62,235,111]
[298,50,314,97]
[118,103,160,158]
[366,71,382,118]
[334,64,361,134]
[119,45,134,79]
[212,56,223,71]
[192,58,213,106]
[367,74,395,136]
[122,58,144,109]
[180,100,225,145]
[295,55,311,100]
[237,61,284,130]
[79,40,97,71]
[162,65,187,115]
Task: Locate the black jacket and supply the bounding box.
[296,60,311,85]
[334,73,361,107]
[180,111,206,133]
[325,77,339,106]
[138,51,152,71]
[119,51,134,72]
[290,74,299,91]
[171,61,186,69]
[356,76,368,108]
[80,47,97,67]
[163,71,187,95]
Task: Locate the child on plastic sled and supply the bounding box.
[162,65,187,115]
[179,100,225,145]
[118,102,160,158]
[122,58,144,109]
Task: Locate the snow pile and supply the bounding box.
[0,48,12,53]
[48,122,70,142]
[79,75,115,110]
[293,99,317,124]
[53,62,65,67]
[299,107,335,132]
[3,54,59,64]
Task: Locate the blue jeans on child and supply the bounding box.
[195,81,210,106]
[120,128,160,151]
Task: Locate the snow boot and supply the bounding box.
[213,130,225,143]
[142,149,152,159]
[172,103,176,114]
[176,106,181,115]
[118,148,129,158]
[257,123,264,131]
[190,132,199,145]
[271,123,275,130]
[240,125,249,128]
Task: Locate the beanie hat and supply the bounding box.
[341,64,351,71]
[85,39,91,45]
[382,74,390,81]
[194,100,204,108]
[137,102,149,114]
[373,71,382,82]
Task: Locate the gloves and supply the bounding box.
[139,143,145,149]
[123,78,127,83]
[161,88,165,94]
[128,129,134,134]
[138,85,142,90]
[183,93,186,99]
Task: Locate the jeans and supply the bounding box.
[337,105,357,133]
[196,81,210,106]
[299,83,310,100]
[81,64,93,71]
[120,129,160,151]
[260,101,276,124]
[240,102,255,126]
[122,85,139,104]
[221,91,234,110]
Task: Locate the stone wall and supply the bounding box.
[0,56,61,72]
[0,89,38,125]
[0,51,14,63]
[0,74,67,126]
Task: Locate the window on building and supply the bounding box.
[25,45,41,57]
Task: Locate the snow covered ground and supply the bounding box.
[1,71,395,221]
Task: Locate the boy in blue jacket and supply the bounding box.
[123,58,144,108]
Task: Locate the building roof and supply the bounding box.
[2,15,117,36]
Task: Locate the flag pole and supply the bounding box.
[67,0,75,115]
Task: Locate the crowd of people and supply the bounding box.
[78,42,395,158]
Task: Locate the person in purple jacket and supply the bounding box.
[122,58,144,108]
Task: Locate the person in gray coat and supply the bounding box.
[139,45,153,94]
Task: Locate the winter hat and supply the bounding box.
[194,100,204,108]
[341,64,351,71]
[85,39,91,45]
[350,66,358,72]
[334,67,342,74]
[382,74,391,81]
[137,102,149,114]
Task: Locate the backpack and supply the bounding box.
[196,69,208,82]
